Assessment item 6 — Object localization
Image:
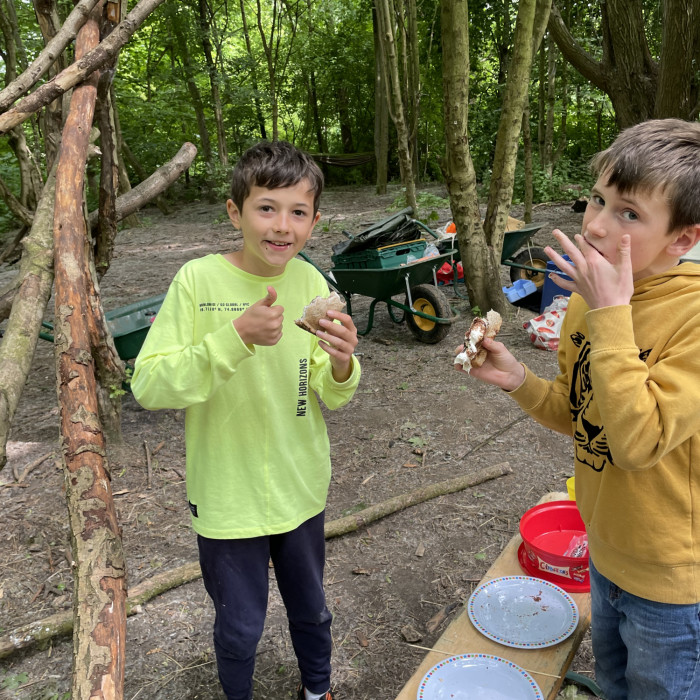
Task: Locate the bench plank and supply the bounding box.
[394,532,591,700]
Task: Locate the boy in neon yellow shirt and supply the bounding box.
[132,141,360,700]
[460,119,700,700]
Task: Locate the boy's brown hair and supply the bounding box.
[591,118,700,233]
[230,140,324,215]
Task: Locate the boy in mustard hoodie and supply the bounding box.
[459,119,700,700]
[132,141,360,700]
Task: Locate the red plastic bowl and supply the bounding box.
[519,500,589,592]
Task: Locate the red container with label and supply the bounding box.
[518,500,590,592]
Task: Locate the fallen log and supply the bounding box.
[0,461,511,659]
[324,461,512,538]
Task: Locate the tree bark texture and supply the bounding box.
[95,76,119,280]
[0,0,169,135]
[439,0,489,312]
[0,462,511,659]
[53,11,127,699]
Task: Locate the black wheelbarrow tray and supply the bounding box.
[39,293,166,361]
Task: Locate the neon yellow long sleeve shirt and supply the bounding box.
[510,263,700,604]
[131,254,361,539]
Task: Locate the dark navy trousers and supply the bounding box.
[197,511,332,700]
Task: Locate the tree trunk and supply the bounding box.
[482,0,549,313]
[6,126,44,212]
[93,77,127,445]
[543,33,556,177]
[656,0,699,118]
[196,0,228,167]
[0,170,34,227]
[522,106,533,224]
[537,42,545,161]
[404,0,420,180]
[440,0,487,312]
[32,0,69,171]
[170,5,213,168]
[336,85,354,153]
[95,77,119,280]
[376,0,416,210]
[373,1,389,195]
[52,11,126,698]
[239,0,267,140]
[0,167,56,470]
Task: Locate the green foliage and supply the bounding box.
[109,367,133,399]
[1,671,29,689]
[1,0,661,232]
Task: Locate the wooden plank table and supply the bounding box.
[394,530,591,700]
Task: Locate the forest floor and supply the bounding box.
[0,183,596,699]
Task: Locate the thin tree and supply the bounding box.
[375,0,416,210]
[441,0,550,314]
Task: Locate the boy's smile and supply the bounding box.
[225,180,321,277]
[582,174,699,280]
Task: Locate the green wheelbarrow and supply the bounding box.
[39,293,166,361]
[300,246,459,344]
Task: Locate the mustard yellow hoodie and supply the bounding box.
[511,262,700,604]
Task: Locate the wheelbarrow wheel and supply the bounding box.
[405,284,452,344]
[509,247,548,288]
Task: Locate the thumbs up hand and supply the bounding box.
[234,286,284,346]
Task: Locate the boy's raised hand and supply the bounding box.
[545,229,634,308]
[316,310,359,383]
[458,337,526,392]
[234,286,284,346]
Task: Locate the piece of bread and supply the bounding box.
[295,292,346,335]
[454,309,502,372]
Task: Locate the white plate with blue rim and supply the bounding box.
[417,653,543,699]
[467,575,579,649]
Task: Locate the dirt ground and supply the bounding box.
[0,183,596,699]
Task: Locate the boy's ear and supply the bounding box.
[668,224,700,257]
[226,199,241,229]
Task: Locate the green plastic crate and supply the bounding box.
[106,294,165,360]
[332,239,427,270]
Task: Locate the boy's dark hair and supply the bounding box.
[591,118,700,233]
[230,140,324,215]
